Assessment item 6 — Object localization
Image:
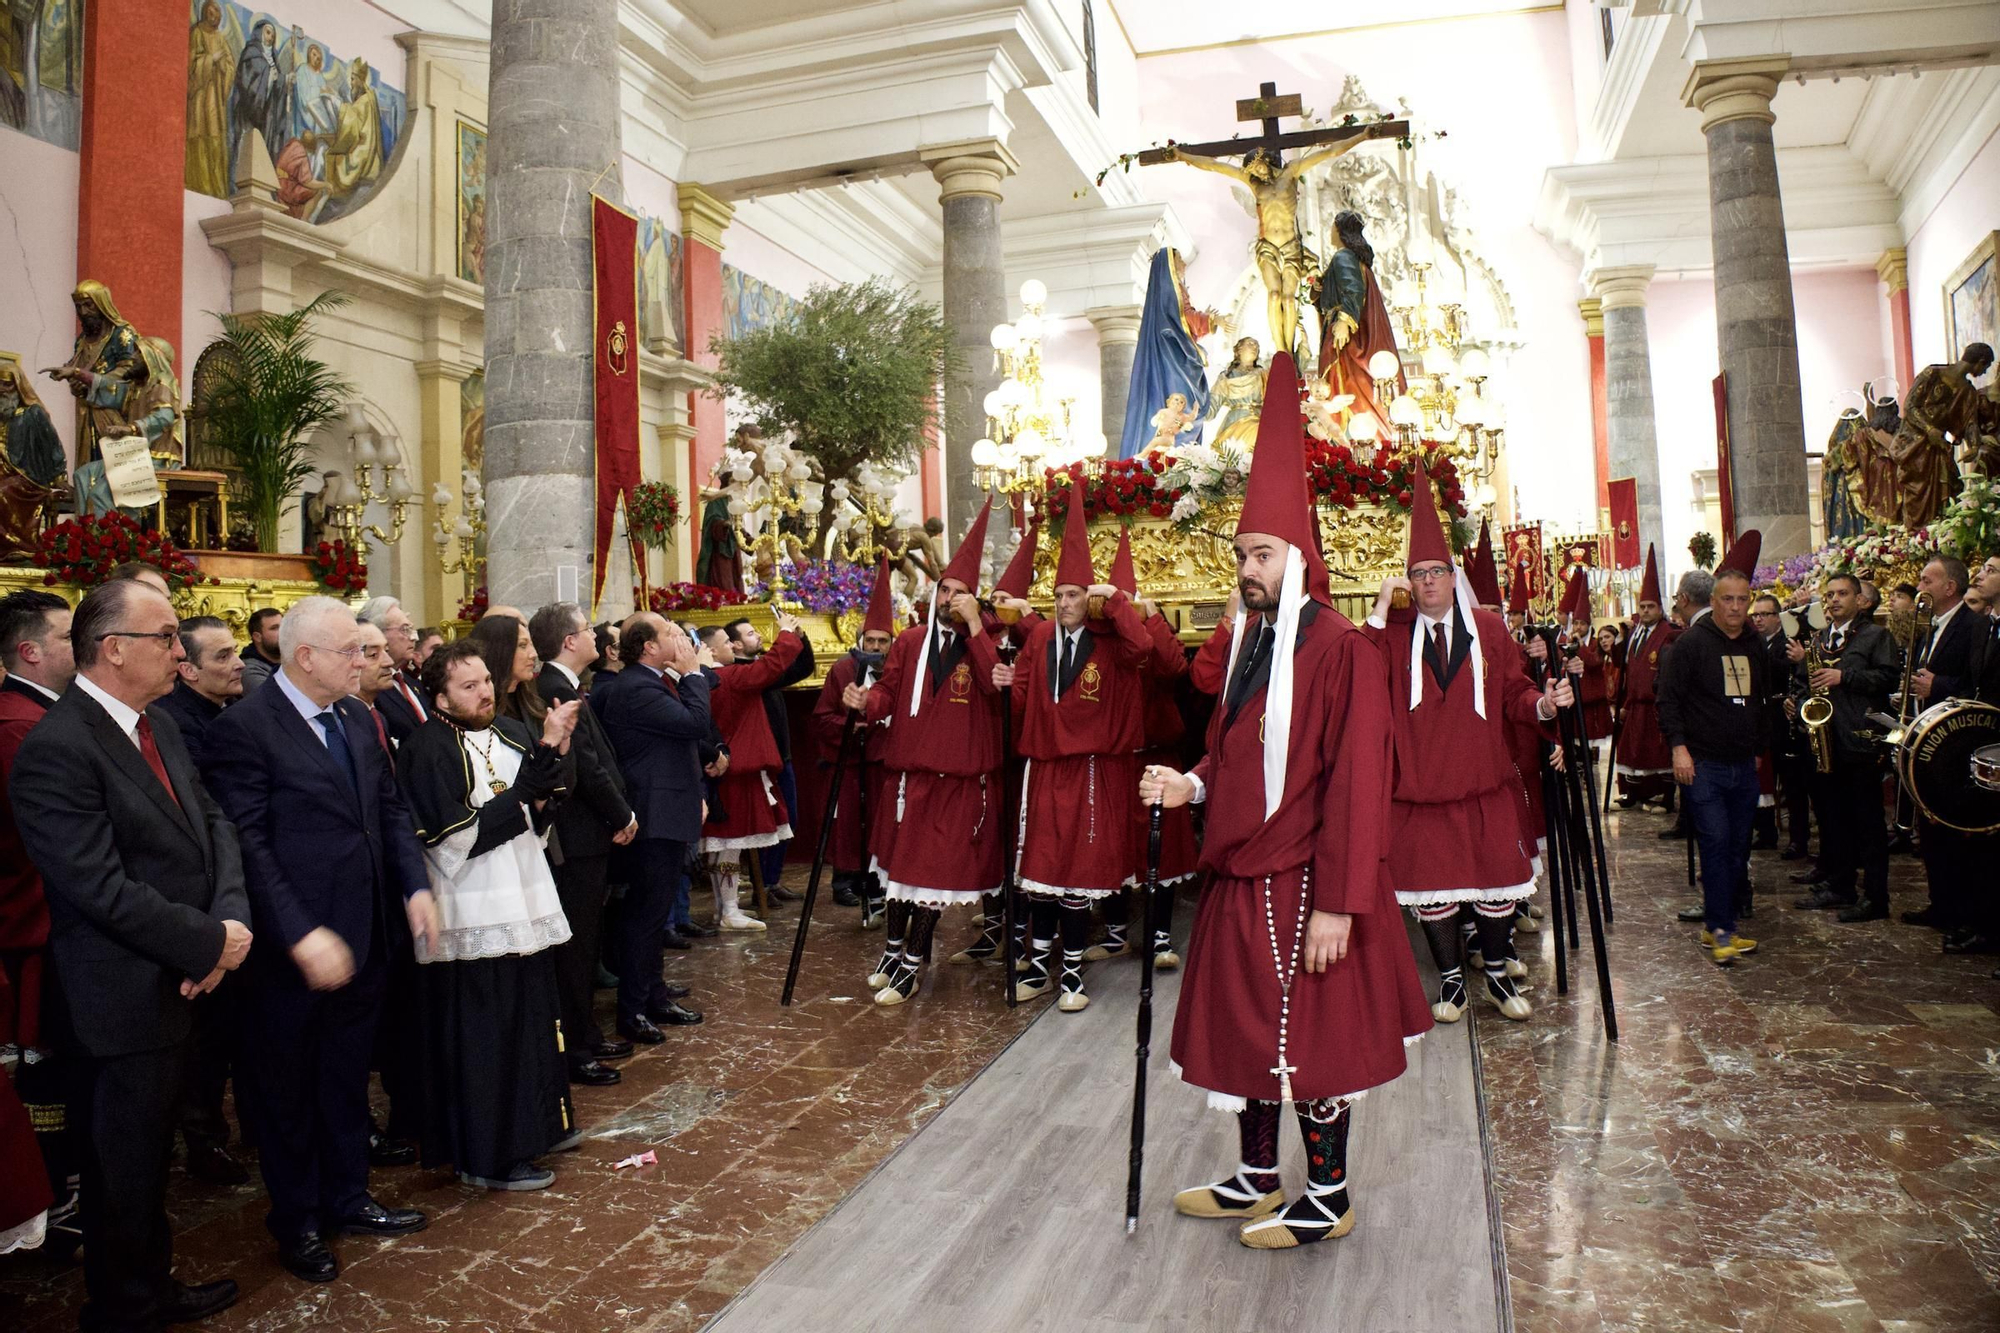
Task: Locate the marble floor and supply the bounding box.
[3,809,1997,1333]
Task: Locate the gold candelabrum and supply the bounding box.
[719,436,823,597]
[1381,251,1505,511]
[972,278,1104,516]
[832,471,902,565]
[429,469,487,578]
[328,404,417,553]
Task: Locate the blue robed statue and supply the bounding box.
[1118,249,1212,459]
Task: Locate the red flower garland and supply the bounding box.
[1039,446,1468,527]
[649,582,751,613]
[310,540,369,594]
[31,512,211,592]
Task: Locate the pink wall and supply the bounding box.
[0,131,82,463]
[1131,8,1600,529]
[1645,267,1885,577]
[1906,122,2000,369]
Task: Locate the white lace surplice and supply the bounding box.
[417,729,572,963]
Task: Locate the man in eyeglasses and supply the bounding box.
[201,597,440,1286]
[11,578,253,1328]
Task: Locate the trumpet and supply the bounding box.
[1885,592,1935,750]
[1799,629,1836,774]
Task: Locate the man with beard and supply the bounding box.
[240,608,283,694]
[1142,354,1431,1251]
[812,558,896,922]
[842,500,1013,1006]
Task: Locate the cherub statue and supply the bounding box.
[1143,392,1197,456]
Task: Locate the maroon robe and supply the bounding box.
[0,685,50,1049]
[1576,641,1615,741]
[700,631,805,850]
[1365,607,1548,905]
[1011,593,1151,896]
[812,653,889,874]
[1171,604,1432,1106]
[1135,612,1199,884]
[1616,619,1679,783]
[864,619,1008,904]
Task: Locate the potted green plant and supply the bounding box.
[200,291,355,552]
[708,277,960,545]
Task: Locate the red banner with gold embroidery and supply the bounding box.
[592,195,645,612]
[1607,477,1640,569]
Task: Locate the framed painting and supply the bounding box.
[1945,231,1997,362]
[455,119,488,284]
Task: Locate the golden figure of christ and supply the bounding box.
[1142,83,1409,356]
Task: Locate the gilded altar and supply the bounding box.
[1029,497,1412,635]
[0,560,330,643]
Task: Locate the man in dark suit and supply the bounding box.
[1902,557,1994,951]
[593,611,714,1046]
[358,596,431,745]
[11,579,252,1330]
[528,601,662,1087]
[202,597,441,1285]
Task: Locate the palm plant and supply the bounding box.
[201,291,355,552]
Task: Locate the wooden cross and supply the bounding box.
[1135,81,1409,168]
[1271,1058,1298,1105]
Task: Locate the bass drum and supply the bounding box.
[1898,699,2000,833]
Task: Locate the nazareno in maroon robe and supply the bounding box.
[700,630,805,851]
[1133,610,1199,885]
[811,652,890,874]
[1616,619,1679,778]
[1169,604,1433,1108]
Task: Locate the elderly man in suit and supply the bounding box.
[11,579,252,1330]
[202,597,441,1286]
[528,600,653,1087]
[592,612,714,1046]
[357,596,431,745]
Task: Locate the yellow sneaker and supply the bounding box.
[1699,931,1758,955]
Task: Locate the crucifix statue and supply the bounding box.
[1142,83,1408,357]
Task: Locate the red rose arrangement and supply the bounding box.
[649,582,751,613]
[628,481,684,552]
[310,539,369,594]
[1040,445,1467,529]
[32,512,210,593]
[457,584,489,622]
[1040,455,1177,525]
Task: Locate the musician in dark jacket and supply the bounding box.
[1902,557,1994,952]
[201,597,439,1285]
[1785,573,1897,922]
[10,579,252,1329]
[592,612,715,1045]
[528,602,645,1086]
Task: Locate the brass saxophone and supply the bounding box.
[1800,629,1836,774]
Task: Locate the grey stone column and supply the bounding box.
[481,0,623,615]
[1591,266,1665,565]
[1684,58,1809,557]
[1088,305,1142,455]
[922,140,1017,546]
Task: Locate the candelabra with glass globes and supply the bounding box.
[430,468,487,578]
[326,403,417,552]
[831,461,905,563]
[972,278,1107,521]
[716,433,824,596]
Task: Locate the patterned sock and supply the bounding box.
[1238,1098,1281,1195]
[876,900,912,979]
[960,893,1003,957]
[1294,1097,1353,1217]
[1022,938,1052,988]
[1475,906,1520,991]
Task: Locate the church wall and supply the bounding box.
[1905,120,2000,368]
[182,192,233,398]
[1643,268,1885,583]
[0,128,81,459]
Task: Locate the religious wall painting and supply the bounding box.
[638,216,684,351]
[722,263,800,341]
[455,119,487,284]
[460,371,484,476]
[1946,231,1997,363]
[183,1,408,226]
[0,0,84,149]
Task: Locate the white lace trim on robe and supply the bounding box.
[419,729,572,963]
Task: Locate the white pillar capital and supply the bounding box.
[1589,265,1656,312]
[920,138,1019,203]
[1086,304,1143,347]
[1681,57,1789,133]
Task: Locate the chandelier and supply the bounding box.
[971,279,1104,504]
[1381,231,1504,510]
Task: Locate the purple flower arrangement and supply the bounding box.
[1752,552,1817,588]
[752,558,877,614]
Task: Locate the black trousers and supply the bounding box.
[1920,820,1995,933]
[1777,748,1815,852]
[178,974,236,1151]
[552,852,611,1059]
[70,1039,188,1329]
[617,838,684,1029]
[239,950,388,1242]
[1814,756,1889,906]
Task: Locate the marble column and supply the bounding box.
[1591,267,1665,566]
[921,139,1017,545]
[1087,305,1142,455]
[1878,247,1914,392]
[481,0,622,615]
[1684,58,1809,557]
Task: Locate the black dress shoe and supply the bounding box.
[161,1277,239,1323]
[660,982,690,999]
[832,884,861,907]
[678,921,715,939]
[618,1015,665,1045]
[278,1230,338,1283]
[1677,905,1706,922]
[1886,834,1915,855]
[1837,901,1889,923]
[768,885,801,904]
[1793,887,1854,911]
[568,1059,622,1087]
[334,1197,428,1235]
[662,928,693,951]
[1943,931,2000,955]
[593,1036,635,1061]
[184,1143,248,1186]
[648,1000,704,1026]
[1779,845,1808,861]
[1901,906,1948,929]
[1657,824,1688,840]
[367,1134,417,1168]
[1789,868,1827,885]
